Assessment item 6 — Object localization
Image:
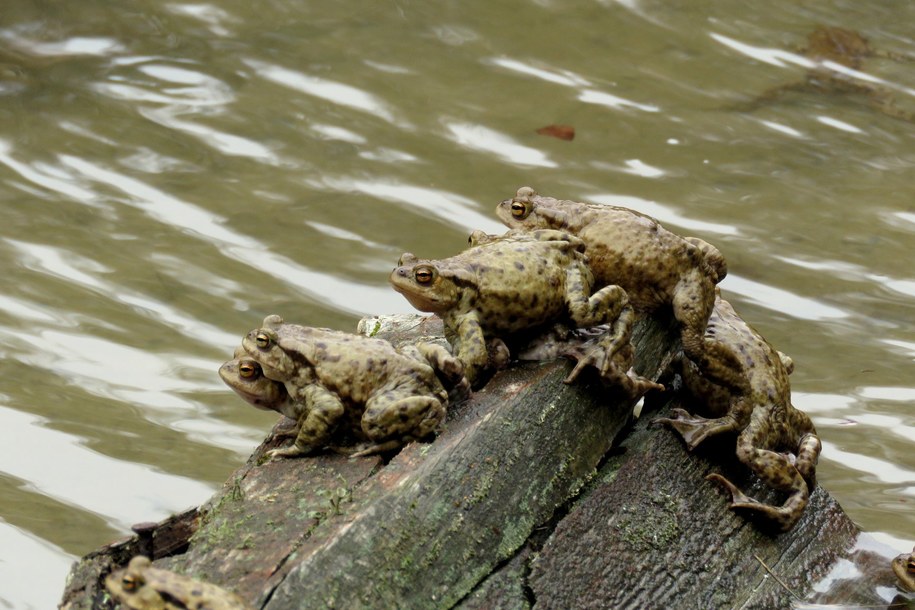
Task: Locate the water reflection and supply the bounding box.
[0,522,73,610]
[309,176,505,235]
[246,59,403,125]
[0,406,214,528]
[445,122,557,168]
[586,193,739,235]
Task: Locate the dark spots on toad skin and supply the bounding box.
[514,261,525,271]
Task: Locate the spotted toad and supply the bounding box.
[390,229,649,391]
[105,555,251,610]
[654,290,821,532]
[240,316,465,459]
[497,188,743,396]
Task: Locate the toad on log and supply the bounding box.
[60,314,900,610]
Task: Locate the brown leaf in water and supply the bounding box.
[536,124,575,141]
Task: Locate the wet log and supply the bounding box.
[60,314,899,610]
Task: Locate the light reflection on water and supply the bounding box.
[1,0,914,607]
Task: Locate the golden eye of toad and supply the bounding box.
[255,332,271,349]
[239,362,259,379]
[510,201,529,218]
[414,268,434,284]
[121,575,140,592]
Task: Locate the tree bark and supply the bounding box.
[60,314,900,610]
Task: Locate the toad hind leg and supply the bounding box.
[706,463,809,533]
[707,428,811,532]
[362,395,445,443]
[674,272,749,396]
[794,431,822,483]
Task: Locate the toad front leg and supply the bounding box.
[450,313,489,389]
[267,384,345,460]
[563,275,658,394]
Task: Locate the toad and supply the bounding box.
[105,555,251,610]
[742,25,914,122]
[389,228,652,391]
[497,188,744,396]
[892,546,915,592]
[654,289,821,531]
[465,229,663,397]
[240,316,466,459]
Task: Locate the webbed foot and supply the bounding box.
[653,409,736,450]
[706,473,807,532]
[266,443,315,460]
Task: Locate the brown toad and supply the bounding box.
[239,315,465,459]
[389,228,651,391]
[105,555,251,610]
[893,546,915,593]
[465,229,663,397]
[654,289,821,532]
[497,188,743,396]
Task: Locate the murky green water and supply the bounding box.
[2,0,914,607]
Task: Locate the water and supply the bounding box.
[1,1,914,607]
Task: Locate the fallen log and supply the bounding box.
[59,314,905,609]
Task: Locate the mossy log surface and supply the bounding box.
[60,314,899,609]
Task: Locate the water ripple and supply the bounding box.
[55,156,398,314]
[6,239,239,348]
[722,274,849,321]
[710,32,813,69]
[0,32,123,57]
[445,122,556,168]
[0,405,215,529]
[139,106,279,163]
[165,3,237,37]
[245,59,402,125]
[486,57,591,87]
[0,139,100,205]
[309,175,505,235]
[0,522,73,610]
[820,440,914,485]
[585,192,739,236]
[578,89,660,113]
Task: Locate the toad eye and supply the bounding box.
[121,574,141,592]
[413,266,435,285]
[255,332,272,349]
[510,200,531,219]
[239,361,260,379]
